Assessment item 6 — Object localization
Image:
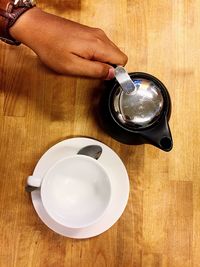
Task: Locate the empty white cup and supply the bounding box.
[27,155,111,229]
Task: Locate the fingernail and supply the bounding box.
[105,68,115,80]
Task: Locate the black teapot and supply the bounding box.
[99,72,173,152]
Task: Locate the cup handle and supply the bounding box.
[25,175,42,192]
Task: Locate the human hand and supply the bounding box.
[10,7,128,79]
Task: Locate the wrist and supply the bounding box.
[0,0,37,45]
[9,7,44,45]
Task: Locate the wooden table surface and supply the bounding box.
[0,1,199,267]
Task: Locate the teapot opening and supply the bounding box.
[159,136,172,151]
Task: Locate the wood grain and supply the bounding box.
[0,1,200,267]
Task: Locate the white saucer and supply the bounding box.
[31,137,129,239]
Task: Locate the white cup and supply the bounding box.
[27,155,111,229]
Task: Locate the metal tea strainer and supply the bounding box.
[113,67,164,129]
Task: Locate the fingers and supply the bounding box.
[63,55,115,79]
[90,28,128,66]
[72,28,128,68]
[92,43,128,67]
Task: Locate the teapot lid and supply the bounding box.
[113,78,164,129]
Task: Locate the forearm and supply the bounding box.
[1,2,128,79]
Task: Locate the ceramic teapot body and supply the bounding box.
[99,72,173,152]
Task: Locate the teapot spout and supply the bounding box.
[159,135,173,151]
[140,118,173,152]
